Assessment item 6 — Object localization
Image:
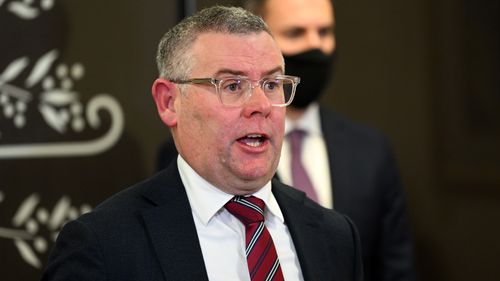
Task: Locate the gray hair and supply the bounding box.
[156,6,272,80]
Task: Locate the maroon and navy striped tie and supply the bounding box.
[225,196,285,281]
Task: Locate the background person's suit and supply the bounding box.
[41,161,363,281]
[319,106,415,281]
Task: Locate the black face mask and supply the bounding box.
[284,49,336,109]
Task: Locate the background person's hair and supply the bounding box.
[243,0,336,19]
[156,6,272,80]
[243,0,267,17]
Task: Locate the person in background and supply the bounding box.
[241,0,417,281]
[41,6,363,281]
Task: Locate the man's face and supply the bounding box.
[263,0,336,55]
[171,32,286,195]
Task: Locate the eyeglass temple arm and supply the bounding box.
[170,78,216,85]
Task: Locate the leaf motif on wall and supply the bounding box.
[41,0,55,10]
[39,104,68,133]
[25,50,58,88]
[0,57,29,85]
[8,2,40,20]
[14,238,41,269]
[48,196,71,231]
[40,90,78,106]
[12,193,40,227]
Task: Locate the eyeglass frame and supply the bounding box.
[170,74,300,107]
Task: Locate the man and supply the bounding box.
[243,1,417,281]
[41,6,362,281]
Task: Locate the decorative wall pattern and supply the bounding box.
[0,1,156,279]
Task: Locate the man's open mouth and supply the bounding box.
[237,134,268,147]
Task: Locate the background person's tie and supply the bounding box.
[225,196,285,281]
[288,129,319,202]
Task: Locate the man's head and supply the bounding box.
[152,6,291,195]
[245,0,336,109]
[245,0,335,56]
[155,6,273,81]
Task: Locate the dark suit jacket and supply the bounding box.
[156,106,416,281]
[320,107,415,281]
[41,160,363,281]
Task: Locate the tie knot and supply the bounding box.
[225,196,265,225]
[288,129,307,148]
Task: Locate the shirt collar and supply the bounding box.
[177,155,284,226]
[285,102,322,136]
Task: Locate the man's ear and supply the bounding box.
[151,78,178,127]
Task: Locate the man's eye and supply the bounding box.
[319,27,334,38]
[283,28,305,39]
[223,80,243,93]
[264,81,280,91]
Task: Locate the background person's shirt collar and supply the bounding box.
[284,102,322,136]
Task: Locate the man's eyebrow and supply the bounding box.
[264,66,284,76]
[214,69,245,77]
[214,66,284,77]
[282,26,306,36]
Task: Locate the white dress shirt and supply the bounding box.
[177,156,304,281]
[277,102,333,208]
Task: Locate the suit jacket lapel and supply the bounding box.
[272,180,334,280]
[140,162,209,281]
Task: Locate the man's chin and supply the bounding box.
[236,167,273,185]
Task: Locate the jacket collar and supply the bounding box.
[140,161,210,281]
[272,179,334,280]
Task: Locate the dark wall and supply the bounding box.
[0,1,177,279]
[325,0,500,281]
[331,1,499,280]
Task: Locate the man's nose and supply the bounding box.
[303,30,335,54]
[305,31,323,49]
[241,85,272,117]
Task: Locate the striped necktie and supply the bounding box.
[225,196,285,281]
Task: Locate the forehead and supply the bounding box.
[264,0,334,28]
[189,31,284,77]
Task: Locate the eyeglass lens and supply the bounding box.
[218,77,294,106]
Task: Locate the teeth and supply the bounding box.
[241,134,264,147]
[246,139,262,147]
[247,134,262,138]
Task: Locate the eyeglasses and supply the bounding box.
[171,75,300,107]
